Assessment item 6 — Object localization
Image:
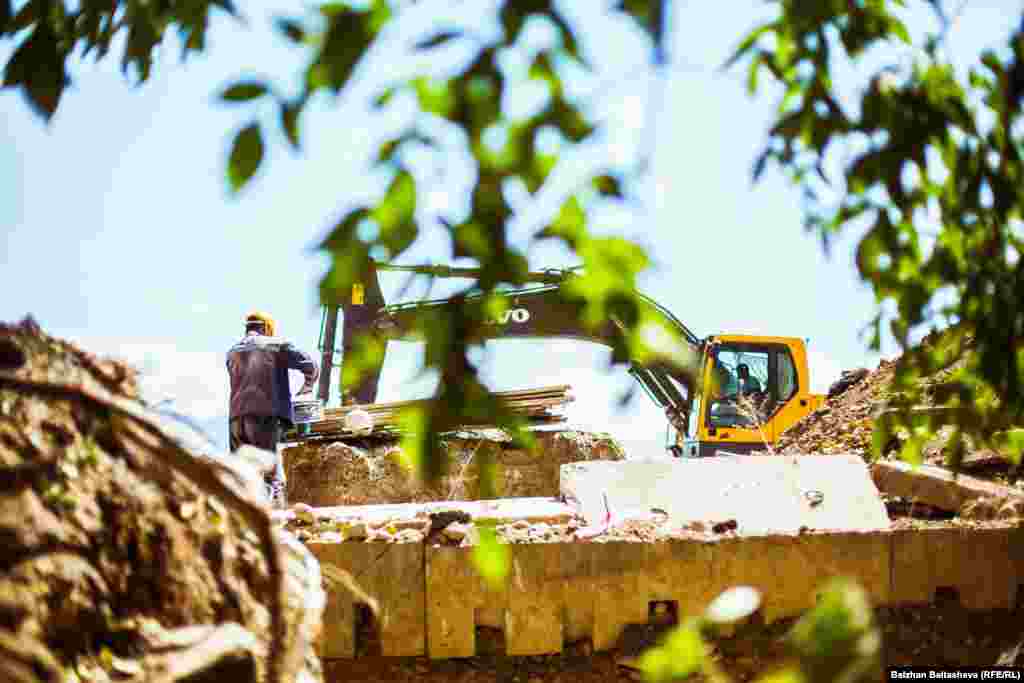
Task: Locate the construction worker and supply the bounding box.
[226,311,319,503]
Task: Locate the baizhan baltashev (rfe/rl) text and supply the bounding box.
[889,667,1023,680]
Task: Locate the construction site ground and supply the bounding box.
[321,601,1024,683]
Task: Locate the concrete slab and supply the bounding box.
[872,460,1024,512]
[560,454,889,535]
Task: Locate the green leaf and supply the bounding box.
[638,621,706,681]
[415,31,460,50]
[723,24,770,71]
[274,17,305,43]
[373,172,416,229]
[220,80,268,102]
[472,525,509,592]
[549,96,593,142]
[592,174,624,198]
[789,579,879,681]
[228,122,264,193]
[981,50,1002,76]
[213,0,238,16]
[413,77,455,117]
[614,0,654,38]
[453,221,491,260]
[281,101,301,149]
[0,0,11,33]
[541,196,586,244]
[315,8,374,92]
[3,22,69,122]
[752,148,771,181]
[746,52,763,95]
[373,171,419,255]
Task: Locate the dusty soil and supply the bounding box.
[283,430,625,507]
[0,317,319,682]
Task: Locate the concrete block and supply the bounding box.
[425,545,501,658]
[587,542,651,652]
[561,454,889,536]
[505,544,567,655]
[426,543,578,658]
[872,460,1024,512]
[891,526,1017,609]
[308,540,425,658]
[642,540,718,620]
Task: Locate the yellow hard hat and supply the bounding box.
[246,311,276,336]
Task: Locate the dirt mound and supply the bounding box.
[283,430,625,507]
[776,333,1021,494]
[0,317,323,683]
[775,359,897,456]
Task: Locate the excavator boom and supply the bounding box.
[319,263,702,434]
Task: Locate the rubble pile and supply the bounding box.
[276,502,742,548]
[0,318,324,683]
[775,360,896,456]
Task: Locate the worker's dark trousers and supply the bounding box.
[229,415,285,505]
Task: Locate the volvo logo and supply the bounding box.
[485,307,531,325]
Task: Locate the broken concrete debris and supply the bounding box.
[870,460,1024,518]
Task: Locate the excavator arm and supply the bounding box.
[319,263,704,436]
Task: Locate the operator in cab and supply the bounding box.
[226,311,319,505]
[736,363,762,395]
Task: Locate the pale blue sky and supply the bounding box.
[1,1,1017,453]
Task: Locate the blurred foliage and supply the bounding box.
[642,581,881,683]
[730,0,1024,468]
[1,0,238,120]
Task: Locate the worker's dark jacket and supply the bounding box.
[226,333,319,425]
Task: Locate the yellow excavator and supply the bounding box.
[314,262,826,457]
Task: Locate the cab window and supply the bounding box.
[705,344,797,429]
[777,351,798,402]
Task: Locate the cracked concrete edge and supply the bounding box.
[871,460,1024,512]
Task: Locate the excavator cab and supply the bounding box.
[676,335,825,458]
